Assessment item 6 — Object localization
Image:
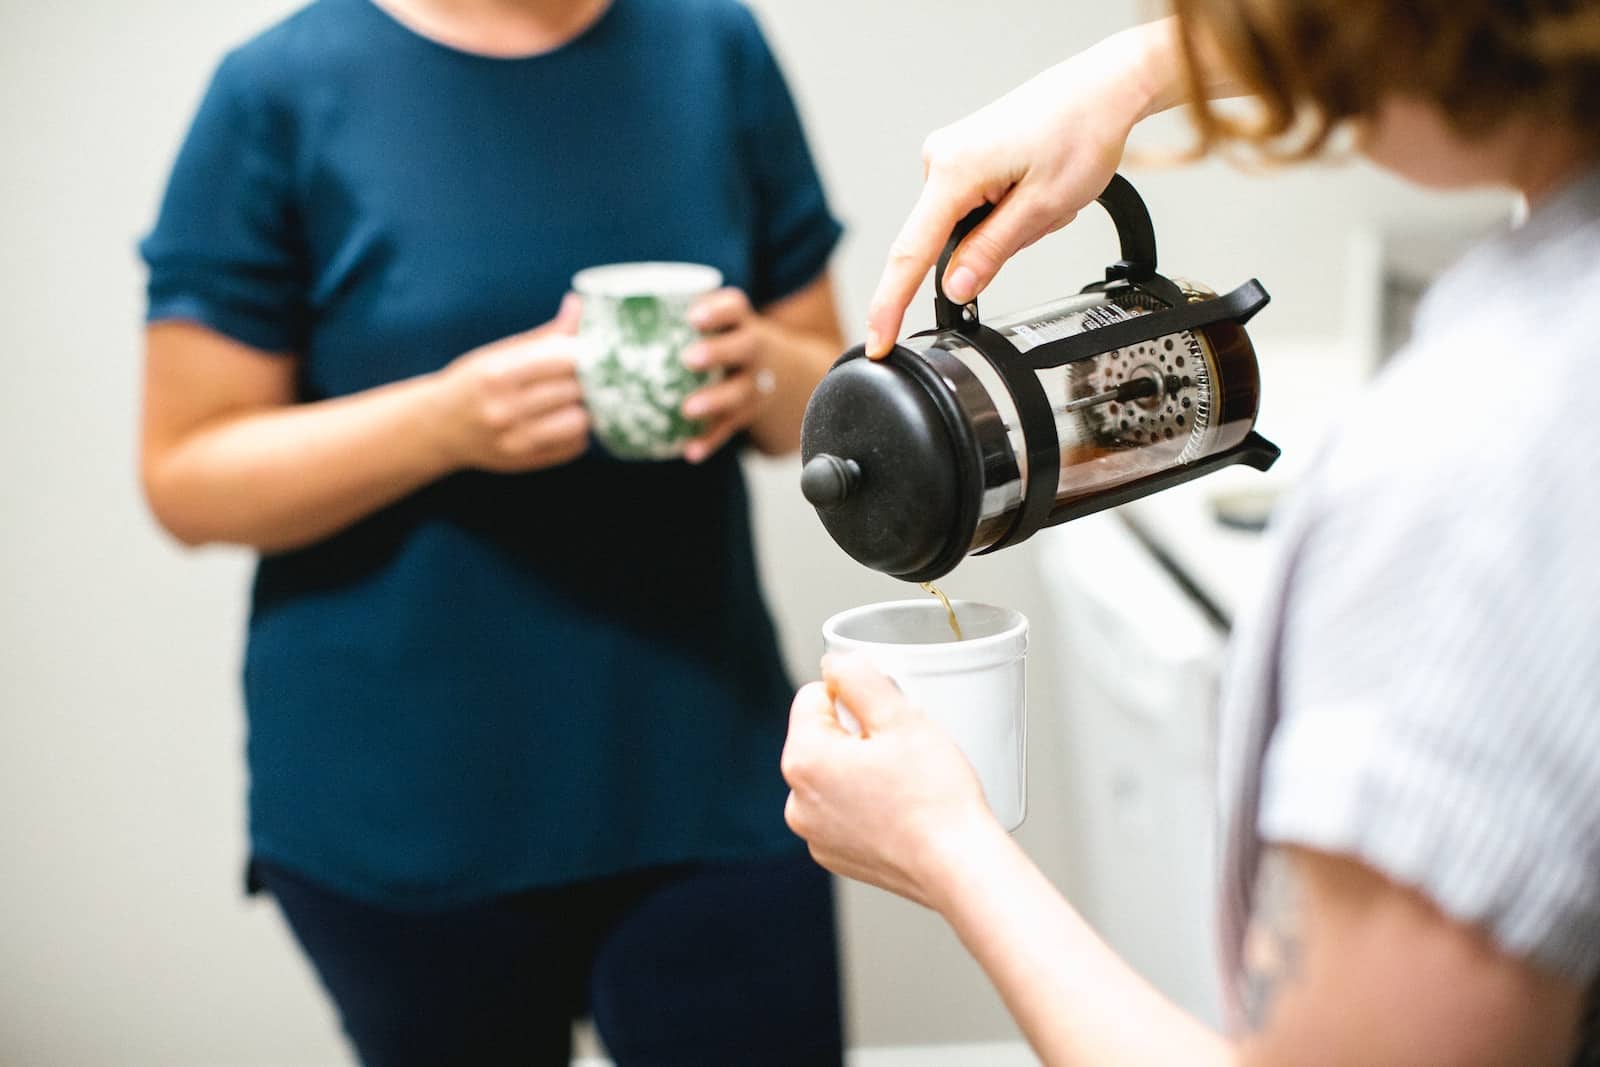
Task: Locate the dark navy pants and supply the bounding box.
[253,852,843,1067]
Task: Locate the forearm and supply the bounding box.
[1101,16,1249,124]
[928,818,1234,1067]
[145,373,454,552]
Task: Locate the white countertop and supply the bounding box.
[1115,338,1370,622]
[577,1043,1039,1066]
[846,1042,1039,1065]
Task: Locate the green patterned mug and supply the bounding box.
[572,262,723,460]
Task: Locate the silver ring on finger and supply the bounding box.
[754,367,777,397]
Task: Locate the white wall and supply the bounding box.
[0,2,1510,1063]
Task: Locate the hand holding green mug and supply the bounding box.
[572,261,725,460]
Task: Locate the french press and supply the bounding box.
[799,173,1280,581]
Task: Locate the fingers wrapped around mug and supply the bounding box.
[686,286,754,337]
[679,369,766,463]
[780,654,997,907]
[433,319,591,473]
[679,287,774,464]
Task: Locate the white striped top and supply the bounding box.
[1215,165,1600,1054]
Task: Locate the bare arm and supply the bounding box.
[1236,848,1585,1066]
[141,300,589,552]
[927,812,1230,1066]
[747,271,844,454]
[782,657,1589,1067]
[1137,16,1250,119]
[927,826,1585,1067]
[142,323,451,551]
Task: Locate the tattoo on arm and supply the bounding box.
[1575,980,1600,1066]
[1241,848,1304,1033]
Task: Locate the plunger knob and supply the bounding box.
[801,454,861,511]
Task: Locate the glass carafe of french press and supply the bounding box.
[800,173,1280,581]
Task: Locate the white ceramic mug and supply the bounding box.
[822,600,1029,831]
[570,261,723,460]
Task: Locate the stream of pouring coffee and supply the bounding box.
[918,582,964,641]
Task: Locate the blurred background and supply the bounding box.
[0,0,1513,1063]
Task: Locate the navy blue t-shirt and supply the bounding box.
[141,0,841,909]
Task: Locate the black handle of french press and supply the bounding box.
[932,173,1163,332]
[933,203,995,330]
[1095,173,1160,284]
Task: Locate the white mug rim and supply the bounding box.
[571,261,723,300]
[822,599,1028,658]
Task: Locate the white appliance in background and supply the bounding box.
[1033,338,1367,1028]
[1036,511,1230,1027]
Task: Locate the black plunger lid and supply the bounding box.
[798,345,981,581]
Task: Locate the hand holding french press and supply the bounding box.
[800,173,1279,581]
[864,24,1167,358]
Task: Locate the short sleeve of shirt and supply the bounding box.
[728,7,842,307]
[1257,417,1600,979]
[139,52,308,354]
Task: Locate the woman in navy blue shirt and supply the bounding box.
[139,0,844,1062]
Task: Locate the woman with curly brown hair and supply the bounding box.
[781,3,1600,1064]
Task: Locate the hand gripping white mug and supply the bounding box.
[822,600,1028,831]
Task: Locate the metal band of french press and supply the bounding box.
[961,324,1061,555]
[882,346,988,582]
[930,207,1061,554]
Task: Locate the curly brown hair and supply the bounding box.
[1170,0,1600,158]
